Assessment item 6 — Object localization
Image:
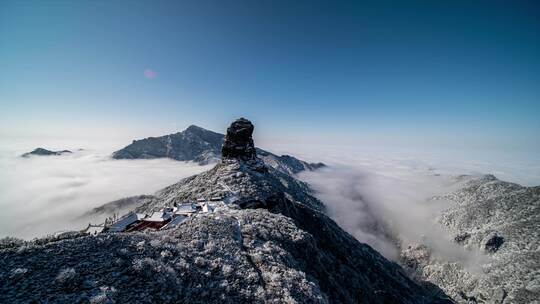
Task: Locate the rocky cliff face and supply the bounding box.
[400,175,540,303]
[1,118,449,303]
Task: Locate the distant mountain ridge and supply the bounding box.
[112,125,223,164]
[112,124,325,175]
[21,148,72,157]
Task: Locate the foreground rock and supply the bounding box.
[1,206,449,303]
[21,148,72,157]
[2,118,449,303]
[401,175,540,303]
[111,123,324,174]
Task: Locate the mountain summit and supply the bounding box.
[112,121,324,175]
[112,124,223,164]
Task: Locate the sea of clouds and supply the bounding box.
[0,141,212,239]
[280,143,539,263]
[1,137,538,266]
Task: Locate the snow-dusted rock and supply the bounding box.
[401,175,540,303]
[1,206,450,303]
[112,125,224,164]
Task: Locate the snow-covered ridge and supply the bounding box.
[400,174,540,303]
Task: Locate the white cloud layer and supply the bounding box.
[1,137,538,268]
[288,144,538,265]
[0,147,211,239]
[298,165,474,261]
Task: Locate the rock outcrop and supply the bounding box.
[221,118,257,160]
[21,148,72,157]
[220,118,266,172]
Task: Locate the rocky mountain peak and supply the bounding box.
[184,124,207,134]
[111,119,325,173]
[221,118,257,160]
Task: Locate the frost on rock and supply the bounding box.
[55,268,77,284]
[0,208,448,303]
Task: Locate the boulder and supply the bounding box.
[483,232,504,253]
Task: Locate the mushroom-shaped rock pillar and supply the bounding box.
[221,118,257,160]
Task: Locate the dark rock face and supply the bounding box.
[221,118,257,160]
[21,148,72,157]
[484,233,504,253]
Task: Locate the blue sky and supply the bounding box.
[1,0,539,150]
